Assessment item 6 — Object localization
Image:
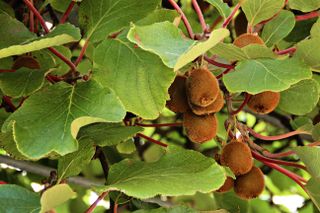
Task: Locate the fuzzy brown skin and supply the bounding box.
[234,11,248,37]
[234,166,265,200]
[216,176,234,193]
[183,111,218,143]
[220,141,253,176]
[166,75,189,113]
[247,91,280,114]
[233,33,265,48]
[186,67,219,107]
[12,56,40,70]
[190,91,224,115]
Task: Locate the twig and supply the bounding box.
[29,0,34,32]
[296,11,319,21]
[60,1,75,24]
[74,39,89,66]
[223,3,240,28]
[231,93,251,115]
[85,191,109,213]
[136,133,168,147]
[191,0,207,33]
[248,128,309,141]
[168,0,194,38]
[204,56,235,69]
[48,47,77,71]
[276,47,296,55]
[216,67,233,79]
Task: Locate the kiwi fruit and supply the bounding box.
[190,91,224,115]
[220,140,253,176]
[183,111,218,143]
[186,67,219,107]
[12,55,40,70]
[234,10,248,36]
[233,33,264,48]
[234,166,265,200]
[247,91,280,114]
[166,75,189,113]
[216,176,234,193]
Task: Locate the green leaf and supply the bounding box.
[210,43,277,61]
[0,184,40,213]
[279,79,320,115]
[93,35,175,119]
[305,178,320,211]
[0,1,14,17]
[242,0,284,26]
[78,123,143,147]
[133,206,199,213]
[2,80,126,159]
[127,21,229,70]
[0,68,48,98]
[214,191,249,213]
[261,10,296,47]
[295,38,320,72]
[205,0,231,19]
[101,148,225,199]
[116,139,136,154]
[0,14,81,58]
[288,0,320,12]
[40,184,76,213]
[311,18,320,38]
[0,130,28,160]
[58,139,95,180]
[79,0,159,42]
[293,146,320,178]
[223,58,312,94]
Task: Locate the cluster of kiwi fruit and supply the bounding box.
[166,66,224,143]
[216,139,265,200]
[233,33,281,115]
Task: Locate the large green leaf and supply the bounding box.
[0,68,48,98]
[295,38,320,72]
[0,1,14,17]
[288,0,320,12]
[40,184,76,213]
[261,10,296,47]
[293,146,320,178]
[93,35,175,119]
[205,0,231,19]
[0,184,40,213]
[0,14,81,58]
[242,0,284,26]
[101,148,225,199]
[305,178,320,211]
[214,191,249,213]
[0,130,28,160]
[279,79,320,115]
[223,58,312,94]
[311,18,320,38]
[210,43,277,61]
[127,21,229,70]
[78,123,143,147]
[58,139,95,181]
[79,0,159,42]
[2,80,126,159]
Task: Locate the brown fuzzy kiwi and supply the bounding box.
[220,140,253,176]
[216,176,234,193]
[12,55,40,70]
[233,33,265,48]
[183,111,218,143]
[247,91,280,114]
[190,91,224,115]
[234,11,248,37]
[186,67,219,107]
[166,75,189,113]
[234,166,265,200]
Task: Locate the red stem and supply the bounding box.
[23,0,49,33]
[135,122,182,127]
[252,151,307,171]
[248,128,308,141]
[223,3,240,28]
[60,1,75,24]
[192,0,208,33]
[0,69,16,73]
[204,56,235,69]
[231,93,251,115]
[216,67,233,79]
[85,191,108,213]
[258,159,306,189]
[136,133,168,147]
[29,0,34,32]
[276,47,296,55]
[2,96,17,111]
[113,203,118,213]
[168,0,194,39]
[74,39,89,66]
[48,47,76,71]
[296,11,319,21]
[210,16,223,31]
